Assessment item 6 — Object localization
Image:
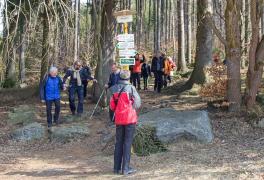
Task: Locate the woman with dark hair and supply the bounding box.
[141,56,151,90]
[131,53,143,90]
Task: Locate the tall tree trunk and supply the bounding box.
[160,0,164,49]
[164,0,168,51]
[192,0,197,61]
[156,0,161,52]
[177,0,187,72]
[153,0,157,53]
[168,0,172,47]
[260,3,264,36]
[93,0,115,106]
[40,0,50,81]
[179,0,213,91]
[19,16,26,83]
[245,0,264,108]
[241,0,246,69]
[225,1,242,112]
[241,0,250,69]
[147,0,151,48]
[187,0,192,63]
[74,0,80,62]
[172,0,177,60]
[6,48,16,82]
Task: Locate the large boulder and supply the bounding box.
[138,108,214,143]
[8,105,36,125]
[50,124,90,142]
[11,122,45,141]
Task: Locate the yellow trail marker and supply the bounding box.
[122,65,129,71]
[124,23,128,34]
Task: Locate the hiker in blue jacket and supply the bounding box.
[40,67,64,128]
[63,61,97,116]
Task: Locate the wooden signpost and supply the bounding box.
[114,10,135,70]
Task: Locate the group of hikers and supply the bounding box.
[129,52,176,93]
[39,51,175,175]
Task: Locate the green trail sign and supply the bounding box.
[120,58,135,65]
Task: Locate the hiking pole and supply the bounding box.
[89,88,106,120]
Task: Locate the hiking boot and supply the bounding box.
[77,113,83,117]
[53,120,60,126]
[113,169,121,175]
[122,168,137,175]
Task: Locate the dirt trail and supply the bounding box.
[0,88,264,180]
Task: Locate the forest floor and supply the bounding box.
[0,80,264,180]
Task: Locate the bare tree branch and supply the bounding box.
[205,12,227,47]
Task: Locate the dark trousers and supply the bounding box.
[82,80,88,98]
[69,85,84,114]
[163,75,168,88]
[46,99,60,126]
[143,76,149,90]
[154,71,163,93]
[114,124,136,172]
[167,75,172,84]
[109,108,115,122]
[132,73,141,90]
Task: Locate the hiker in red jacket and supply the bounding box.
[131,54,143,90]
[110,70,141,175]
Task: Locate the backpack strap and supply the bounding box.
[130,86,134,100]
[113,85,127,107]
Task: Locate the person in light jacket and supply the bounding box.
[110,70,141,175]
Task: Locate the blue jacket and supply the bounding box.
[108,72,120,88]
[40,75,63,101]
[63,67,93,86]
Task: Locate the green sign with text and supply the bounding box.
[120,58,135,65]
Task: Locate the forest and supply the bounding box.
[1,0,264,179]
[1,0,264,111]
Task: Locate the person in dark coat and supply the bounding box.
[63,61,97,116]
[151,52,165,93]
[105,63,120,122]
[141,58,151,90]
[40,67,64,128]
[82,63,92,98]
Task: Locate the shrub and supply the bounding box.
[133,126,167,156]
[2,78,16,88]
[199,63,227,99]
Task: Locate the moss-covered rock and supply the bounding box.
[49,124,90,142]
[7,105,36,126]
[11,122,45,141]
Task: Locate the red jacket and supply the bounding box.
[133,60,142,73]
[110,91,138,125]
